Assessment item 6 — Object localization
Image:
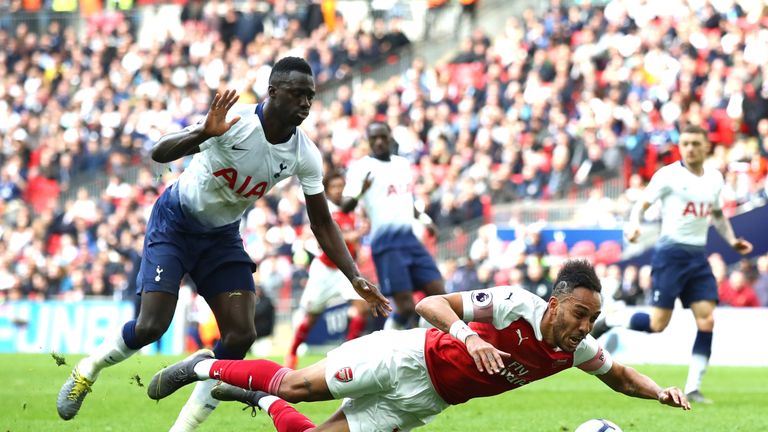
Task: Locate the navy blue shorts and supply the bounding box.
[372,235,442,297]
[136,184,256,299]
[650,244,718,309]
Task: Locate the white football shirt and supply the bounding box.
[176,103,324,227]
[642,161,724,247]
[343,154,415,240]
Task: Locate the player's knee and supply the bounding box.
[219,328,257,351]
[695,315,714,331]
[134,320,170,343]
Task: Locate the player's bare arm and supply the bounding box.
[711,209,753,254]
[305,192,391,317]
[416,293,510,375]
[597,362,691,410]
[626,200,651,243]
[340,172,373,213]
[151,89,241,163]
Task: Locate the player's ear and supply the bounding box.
[267,85,277,98]
[548,295,560,313]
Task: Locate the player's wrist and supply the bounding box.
[449,320,478,344]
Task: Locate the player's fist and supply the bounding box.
[625,225,641,243]
[351,276,391,317]
[731,238,753,255]
[657,387,691,410]
[204,89,241,137]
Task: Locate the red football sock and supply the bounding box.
[289,318,312,356]
[209,359,290,394]
[268,399,316,432]
[346,315,366,340]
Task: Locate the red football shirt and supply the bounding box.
[423,287,612,405]
[318,202,357,268]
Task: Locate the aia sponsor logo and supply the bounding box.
[334,367,354,383]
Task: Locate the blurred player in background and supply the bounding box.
[56,57,389,431]
[593,125,753,404]
[341,121,445,330]
[148,259,690,432]
[285,170,369,369]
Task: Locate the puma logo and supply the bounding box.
[274,162,288,178]
[154,266,164,282]
[516,328,529,346]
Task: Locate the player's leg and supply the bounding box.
[288,259,337,368]
[345,299,368,340]
[410,243,445,328]
[681,263,718,403]
[286,312,320,369]
[211,383,350,432]
[170,262,257,432]
[57,251,183,420]
[685,300,715,403]
[373,248,417,329]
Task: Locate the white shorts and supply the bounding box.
[325,328,449,432]
[300,259,361,314]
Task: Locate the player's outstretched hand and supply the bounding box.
[351,276,391,317]
[465,335,511,375]
[204,89,241,137]
[625,225,641,243]
[657,387,691,410]
[731,238,753,255]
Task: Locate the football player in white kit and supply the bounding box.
[56,57,390,430]
[341,121,445,330]
[147,259,690,432]
[592,125,753,404]
[285,170,369,369]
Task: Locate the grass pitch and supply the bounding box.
[1,353,766,431]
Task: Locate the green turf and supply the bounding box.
[2,353,766,431]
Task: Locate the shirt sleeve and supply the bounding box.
[642,166,672,204]
[573,335,613,375]
[343,160,364,198]
[297,140,324,196]
[459,286,537,329]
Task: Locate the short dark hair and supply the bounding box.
[366,121,391,133]
[322,169,345,190]
[551,259,602,297]
[681,124,708,139]
[269,57,313,85]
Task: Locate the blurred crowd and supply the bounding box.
[1,0,767,310]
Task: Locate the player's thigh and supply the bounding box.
[312,407,351,432]
[301,260,347,314]
[372,249,414,296]
[650,263,685,308]
[680,268,719,309]
[200,262,257,335]
[407,244,443,293]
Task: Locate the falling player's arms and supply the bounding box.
[416,293,510,374]
[597,362,691,410]
[152,89,241,163]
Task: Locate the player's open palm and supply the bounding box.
[465,335,511,375]
[657,387,691,410]
[204,89,241,137]
[351,276,391,317]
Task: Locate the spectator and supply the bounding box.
[719,270,760,307]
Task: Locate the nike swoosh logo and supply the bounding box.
[232,144,248,151]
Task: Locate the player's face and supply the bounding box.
[325,177,345,205]
[270,71,316,126]
[551,287,602,352]
[678,132,710,167]
[367,123,392,159]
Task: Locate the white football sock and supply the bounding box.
[78,333,138,381]
[193,359,215,380]
[258,395,280,413]
[168,380,220,432]
[684,353,709,394]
